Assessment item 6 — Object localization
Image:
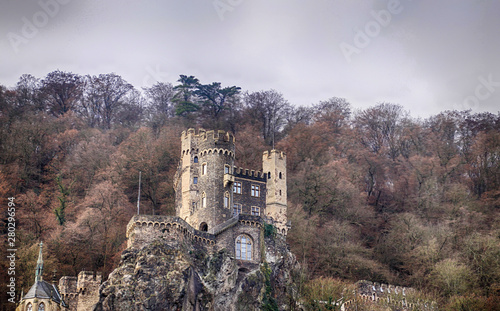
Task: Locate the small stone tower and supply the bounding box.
[263,150,288,234]
[175,129,236,232]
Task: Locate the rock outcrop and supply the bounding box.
[94,232,299,311]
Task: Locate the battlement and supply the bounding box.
[78,271,102,284]
[59,276,78,294]
[181,128,235,143]
[126,215,217,249]
[356,280,413,297]
[233,166,266,181]
[263,149,286,160]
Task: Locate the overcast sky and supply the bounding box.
[1,0,499,118]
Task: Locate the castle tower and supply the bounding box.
[174,129,235,232]
[263,150,288,235]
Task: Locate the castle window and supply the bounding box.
[251,206,260,216]
[279,172,283,179]
[251,185,260,197]
[27,303,33,311]
[199,222,208,232]
[233,203,242,216]
[202,192,206,208]
[233,182,242,194]
[235,235,252,260]
[38,303,45,311]
[192,201,197,214]
[224,192,230,208]
[194,156,198,163]
[193,177,198,184]
[268,172,271,179]
[224,165,230,174]
[202,163,207,175]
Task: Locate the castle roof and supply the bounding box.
[23,280,68,307]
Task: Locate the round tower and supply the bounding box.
[175,129,235,232]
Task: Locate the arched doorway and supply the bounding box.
[199,222,208,232]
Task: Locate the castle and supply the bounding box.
[127,128,289,261]
[18,128,289,310]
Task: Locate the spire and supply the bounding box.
[35,241,43,282]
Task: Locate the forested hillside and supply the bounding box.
[1,71,499,309]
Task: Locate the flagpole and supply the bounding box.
[137,171,141,215]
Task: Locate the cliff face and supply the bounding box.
[94,233,299,311]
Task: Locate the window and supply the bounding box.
[233,182,242,194]
[235,235,252,260]
[251,206,260,216]
[224,192,229,208]
[202,163,207,175]
[268,172,271,179]
[193,156,198,163]
[251,185,260,197]
[191,201,197,214]
[38,303,45,311]
[193,177,198,184]
[27,303,33,311]
[279,172,283,179]
[233,203,242,216]
[224,165,230,174]
[202,192,206,208]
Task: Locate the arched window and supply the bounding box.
[199,222,208,232]
[201,192,206,208]
[27,303,33,311]
[193,156,198,163]
[38,303,45,311]
[235,235,252,260]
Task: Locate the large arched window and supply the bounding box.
[27,303,33,311]
[38,303,45,311]
[235,235,252,260]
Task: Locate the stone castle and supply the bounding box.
[127,128,289,258]
[18,128,293,311]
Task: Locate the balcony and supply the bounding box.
[223,173,234,187]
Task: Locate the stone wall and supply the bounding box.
[59,276,78,310]
[76,271,101,311]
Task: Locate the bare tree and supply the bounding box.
[41,70,83,116]
[244,90,292,146]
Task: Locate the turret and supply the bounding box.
[175,129,235,232]
[263,150,288,235]
[35,242,43,282]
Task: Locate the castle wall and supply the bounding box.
[59,276,78,310]
[76,271,101,311]
[126,215,217,251]
[233,170,267,217]
[214,214,263,262]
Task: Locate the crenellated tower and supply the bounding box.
[263,150,288,234]
[174,128,235,232]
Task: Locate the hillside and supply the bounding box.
[1,71,499,310]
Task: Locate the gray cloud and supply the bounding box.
[1,0,498,118]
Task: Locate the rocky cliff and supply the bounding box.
[94,230,300,311]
